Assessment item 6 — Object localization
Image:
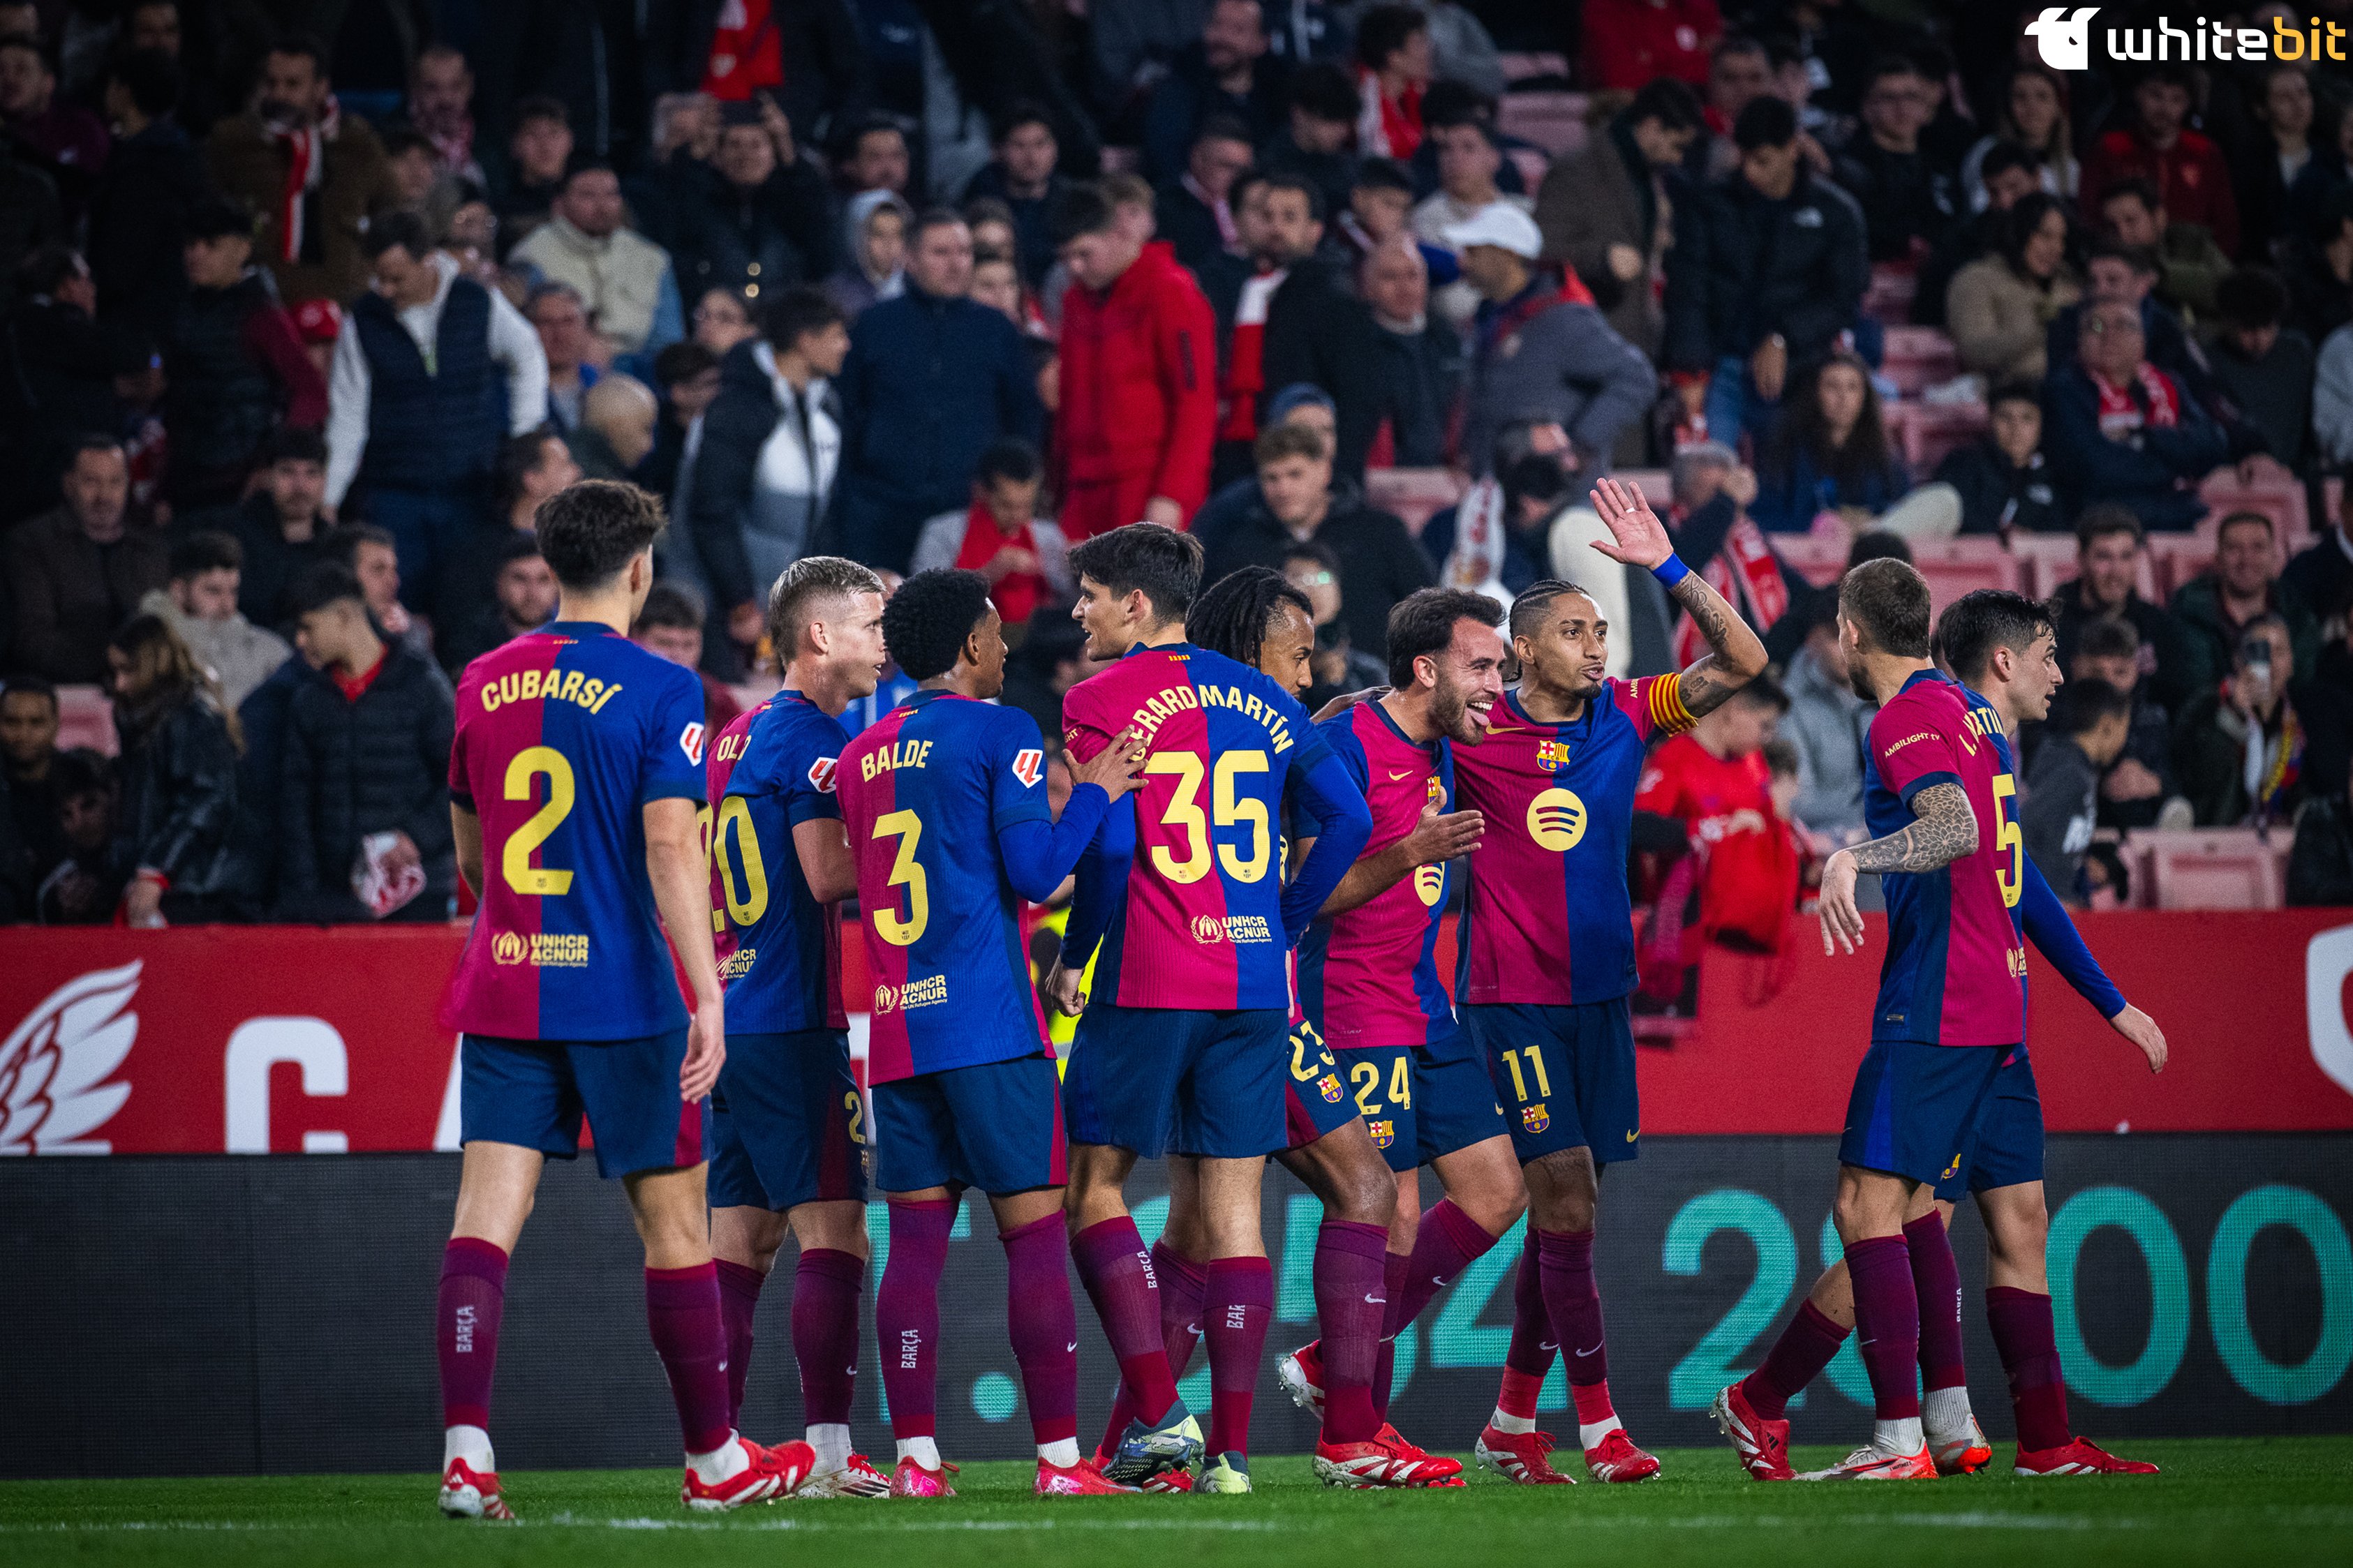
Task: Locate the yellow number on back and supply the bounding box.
[502,745,575,895]
[1147,748,1272,884]
[1388,1053,1412,1108]
[1992,772,2023,909]
[1350,1060,1381,1116]
[872,809,930,946]
[714,795,770,927]
[1147,752,1212,883]
[1215,751,1270,882]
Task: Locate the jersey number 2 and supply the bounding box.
[1992,772,2022,909]
[502,745,575,896]
[1146,750,1270,884]
[872,809,929,946]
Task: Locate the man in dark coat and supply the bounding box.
[1138,0,1290,184]
[669,100,836,304]
[86,48,205,338]
[5,438,166,684]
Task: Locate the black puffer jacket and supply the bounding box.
[279,645,457,920]
[1663,165,1869,373]
[111,693,242,899]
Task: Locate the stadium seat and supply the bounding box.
[1498,51,1571,85]
[1878,327,1959,397]
[2135,828,2284,910]
[54,685,117,756]
[2146,533,2215,599]
[1365,466,1464,535]
[2198,470,2308,546]
[1892,400,1989,473]
[1768,532,1847,587]
[1496,92,1588,156]
[1908,537,2019,612]
[1862,265,1917,322]
[1615,468,1672,508]
[2008,533,2156,602]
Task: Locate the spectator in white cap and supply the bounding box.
[1445,200,1656,484]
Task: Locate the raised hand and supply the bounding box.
[1587,476,1672,569]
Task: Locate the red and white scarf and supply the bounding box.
[268,98,339,264]
[1674,509,1790,669]
[1355,66,1423,159]
[1217,267,1286,443]
[2093,362,2181,443]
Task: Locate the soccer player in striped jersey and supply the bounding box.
[1715,590,2167,1482]
[836,569,1149,1498]
[1045,527,1374,1494]
[433,481,812,1518]
[1460,477,1767,1485]
[704,558,890,1498]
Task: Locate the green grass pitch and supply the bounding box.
[4,1440,2348,1568]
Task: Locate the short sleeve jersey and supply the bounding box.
[440,622,707,1040]
[1062,641,1331,1011]
[1454,676,1694,1006]
[712,690,850,1034]
[1298,701,1459,1049]
[838,689,1054,1084]
[1862,670,2026,1047]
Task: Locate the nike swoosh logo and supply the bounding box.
[1066,1343,1078,1353]
[1388,770,1413,781]
[1538,1341,1558,1351]
[1364,1293,1386,1305]
[1186,1323,1200,1336]
[1626,1128,1639,1142]
[1432,1276,1448,1286]
[1576,1341,1603,1357]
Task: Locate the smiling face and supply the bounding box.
[1421,616,1508,743]
[1516,589,1608,703]
[2216,516,2277,597]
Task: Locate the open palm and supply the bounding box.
[1588,476,1672,569]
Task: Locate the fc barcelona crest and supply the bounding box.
[1536,740,1569,775]
[1369,1119,1395,1149]
[1522,1102,1551,1135]
[1318,1073,1344,1104]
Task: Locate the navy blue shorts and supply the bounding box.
[1935,1049,2044,1201]
[1282,1017,1360,1150]
[1462,999,1640,1166]
[461,1030,706,1180]
[1340,1033,1509,1172]
[1841,1038,2009,1188]
[872,1052,1067,1195]
[708,1029,868,1211]
[1062,1003,1286,1159]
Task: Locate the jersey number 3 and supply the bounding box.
[872,809,930,946]
[1146,750,1270,884]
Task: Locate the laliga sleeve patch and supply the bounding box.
[808,755,840,793]
[680,722,706,766]
[1013,748,1044,787]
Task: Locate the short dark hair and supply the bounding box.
[2051,675,2130,736]
[1291,60,1359,123]
[558,157,616,193]
[64,432,125,472]
[1254,420,1329,468]
[1,673,59,712]
[906,204,968,248]
[1936,588,2051,685]
[2216,267,2288,332]
[333,522,396,565]
[1730,671,1790,712]
[110,46,181,117]
[2074,502,2144,553]
[1762,736,1800,778]
[652,339,719,388]
[1194,114,1254,150]
[533,481,667,590]
[1860,53,1922,95]
[360,209,432,261]
[168,529,240,581]
[1353,156,1413,195]
[768,555,884,660]
[512,94,568,129]
[2087,237,2160,277]
[992,98,1055,145]
[1068,525,1204,622]
[2100,174,2162,216]
[380,126,435,161]
[634,579,706,634]
[1838,558,1933,658]
[288,561,364,617]
[1256,168,1326,221]
[1279,539,1342,576]
[1987,378,2042,415]
[494,427,565,512]
[1386,588,1503,689]
[1051,182,1118,246]
[1508,578,1596,643]
[1733,95,1798,151]
[1628,76,1703,133]
[2140,62,2195,93]
[50,747,114,802]
[1353,4,1427,71]
[493,532,543,571]
[1187,566,1312,669]
[1421,78,1494,126]
[2075,616,2140,662]
[838,112,905,160]
[1979,140,2040,183]
[976,436,1041,488]
[184,195,254,243]
[2215,508,2276,544]
[1847,530,1913,570]
[265,31,328,74]
[884,568,995,681]
[764,285,844,351]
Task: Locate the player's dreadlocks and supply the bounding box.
[1187,565,1312,669]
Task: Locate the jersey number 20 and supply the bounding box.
[1147,750,1270,884]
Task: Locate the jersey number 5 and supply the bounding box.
[1146,750,1270,884]
[503,745,575,896]
[872,809,930,946]
[1991,772,2022,909]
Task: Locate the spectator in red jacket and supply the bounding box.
[1634,674,1797,953]
[1052,182,1217,542]
[1582,0,1723,92]
[2081,65,2239,260]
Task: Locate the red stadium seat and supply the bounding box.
[1498,52,1571,85]
[1615,468,1672,508]
[2135,829,2284,911]
[2146,533,2215,600]
[1768,532,1847,587]
[1496,92,1588,156]
[1894,400,1989,473]
[2008,534,2156,602]
[1908,537,2019,613]
[54,685,117,756]
[1878,327,1959,397]
[1862,265,1917,322]
[2198,471,2308,547]
[1364,466,1464,535]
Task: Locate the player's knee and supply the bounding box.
[1333,1160,1396,1227]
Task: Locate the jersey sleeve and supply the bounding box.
[639,666,709,805]
[1870,698,1967,807]
[1280,745,1372,941]
[1319,712,1370,796]
[1612,674,1697,743]
[1060,681,1112,763]
[781,717,846,826]
[447,701,476,811]
[986,710,1054,832]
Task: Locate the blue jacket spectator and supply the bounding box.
[2044,298,2229,532]
[1751,353,1913,533]
[1138,1,1291,184]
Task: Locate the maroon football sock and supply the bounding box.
[1202,1256,1272,1458]
[877,1200,954,1440]
[1384,1200,1499,1336]
[1741,1298,1850,1421]
[793,1247,865,1431]
[1536,1227,1609,1400]
[1504,1225,1556,1378]
[1987,1285,2071,1451]
[1848,1235,1923,1422]
[1313,1219,1390,1443]
[1001,1213,1080,1447]
[645,1262,734,1455]
[1153,1239,1209,1380]
[437,1237,508,1431]
[1904,1212,1967,1393]
[1071,1216,1180,1421]
[713,1257,764,1427]
[1372,1248,1411,1419]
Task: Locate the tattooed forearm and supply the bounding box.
[1668,571,1769,718]
[1847,783,1979,874]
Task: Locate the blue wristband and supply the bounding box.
[1652,554,1691,588]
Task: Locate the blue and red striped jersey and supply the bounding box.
[837,691,1059,1084]
[1453,676,1694,1006]
[711,689,851,1034]
[1864,669,2026,1047]
[440,622,707,1040]
[1298,699,1459,1049]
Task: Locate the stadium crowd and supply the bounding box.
[1,0,2349,928]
